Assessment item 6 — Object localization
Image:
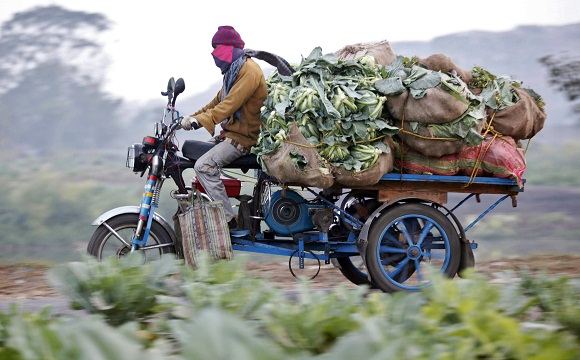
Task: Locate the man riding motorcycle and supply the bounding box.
[181,25,267,229]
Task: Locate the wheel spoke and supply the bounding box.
[379,245,406,254]
[397,221,414,246]
[416,221,434,247]
[103,222,131,247]
[381,254,404,265]
[400,260,410,281]
[383,231,399,244]
[404,218,420,233]
[389,257,410,278]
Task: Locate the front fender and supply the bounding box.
[91,206,177,241]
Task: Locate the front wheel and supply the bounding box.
[87,214,175,261]
[365,203,460,292]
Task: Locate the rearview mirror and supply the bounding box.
[161,77,175,97]
[174,78,185,96]
[167,77,176,93]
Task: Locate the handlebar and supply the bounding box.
[164,116,183,139]
[155,77,188,142]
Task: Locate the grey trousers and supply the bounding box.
[194,141,243,221]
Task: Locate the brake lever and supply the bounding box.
[165,119,182,138]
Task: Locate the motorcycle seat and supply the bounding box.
[181,140,260,169]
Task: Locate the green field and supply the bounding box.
[2,256,579,359]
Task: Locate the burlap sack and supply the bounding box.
[335,40,396,66]
[419,54,473,84]
[458,135,526,187]
[262,122,334,188]
[387,89,470,124]
[333,139,394,187]
[489,88,546,140]
[398,120,465,157]
[394,142,459,176]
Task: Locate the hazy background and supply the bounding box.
[0,0,579,261]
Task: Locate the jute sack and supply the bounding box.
[178,194,233,269]
[387,89,470,125]
[262,122,334,189]
[335,40,396,66]
[488,88,546,140]
[394,142,460,176]
[419,54,473,84]
[333,138,394,187]
[398,120,465,158]
[397,104,486,158]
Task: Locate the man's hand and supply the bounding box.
[181,116,200,131]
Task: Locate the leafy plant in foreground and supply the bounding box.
[518,273,580,337]
[44,256,579,359]
[263,285,369,354]
[180,255,279,320]
[48,255,180,326]
[0,308,162,360]
[171,309,286,360]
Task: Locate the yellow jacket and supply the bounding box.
[193,59,267,149]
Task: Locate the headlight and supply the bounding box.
[126,144,147,172]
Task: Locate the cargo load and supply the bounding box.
[252,43,543,188]
[469,66,546,140]
[252,46,398,188]
[375,57,487,157]
[458,135,527,187]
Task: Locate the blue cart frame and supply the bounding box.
[229,172,523,287]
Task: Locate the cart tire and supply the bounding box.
[366,203,460,292]
[334,193,381,286]
[458,241,475,277]
[335,256,369,285]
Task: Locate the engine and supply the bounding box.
[263,189,324,236]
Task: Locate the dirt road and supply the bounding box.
[1,255,579,301]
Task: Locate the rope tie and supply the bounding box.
[398,95,471,142]
[282,139,322,148]
[523,138,532,155]
[398,93,413,177]
[354,134,387,144]
[464,111,502,187]
[398,129,459,142]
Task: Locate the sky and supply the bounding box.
[1,0,580,103]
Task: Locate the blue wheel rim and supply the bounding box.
[375,214,451,291]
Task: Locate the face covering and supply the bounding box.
[212,45,245,74]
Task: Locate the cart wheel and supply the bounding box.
[365,203,460,292]
[334,194,381,286]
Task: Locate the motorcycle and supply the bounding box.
[89,77,472,292]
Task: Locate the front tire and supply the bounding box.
[365,203,460,292]
[87,214,175,261]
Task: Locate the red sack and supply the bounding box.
[458,136,526,187]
